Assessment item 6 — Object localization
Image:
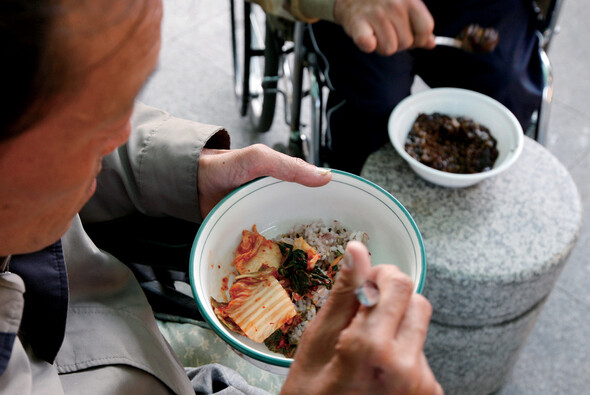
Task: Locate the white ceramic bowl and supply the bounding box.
[189,170,426,375]
[388,88,524,188]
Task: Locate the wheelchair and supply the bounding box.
[229,0,563,165]
[229,0,326,165]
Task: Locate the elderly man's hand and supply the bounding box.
[281,241,443,395]
[334,0,435,55]
[197,144,331,218]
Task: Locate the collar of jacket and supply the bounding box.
[0,271,25,376]
[8,240,69,364]
[0,256,11,273]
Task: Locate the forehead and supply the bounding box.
[52,0,162,124]
[58,0,160,73]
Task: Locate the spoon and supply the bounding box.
[355,280,379,307]
[434,24,499,53]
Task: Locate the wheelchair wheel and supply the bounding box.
[229,0,248,116]
[230,1,279,132]
[307,52,324,166]
[288,62,324,165]
[286,23,325,166]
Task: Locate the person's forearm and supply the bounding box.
[299,0,335,21]
[248,0,336,23]
[80,102,230,224]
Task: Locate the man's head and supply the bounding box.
[0,0,162,255]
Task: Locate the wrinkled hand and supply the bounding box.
[197,144,331,218]
[334,0,435,55]
[281,241,443,395]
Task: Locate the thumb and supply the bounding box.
[300,241,372,342]
[331,240,372,295]
[320,241,372,321]
[240,144,333,187]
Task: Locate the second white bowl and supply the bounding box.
[388,88,524,188]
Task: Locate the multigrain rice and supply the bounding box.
[275,220,369,344]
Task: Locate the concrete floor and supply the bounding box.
[139,1,590,393]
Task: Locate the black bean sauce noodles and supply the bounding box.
[404,113,499,174]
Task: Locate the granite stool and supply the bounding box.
[361,137,582,394]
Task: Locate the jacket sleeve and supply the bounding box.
[80,101,230,224]
[248,0,335,23]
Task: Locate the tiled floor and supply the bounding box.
[139,1,590,393]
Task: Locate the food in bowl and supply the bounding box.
[190,171,426,374]
[404,112,499,174]
[457,24,499,53]
[210,220,368,358]
[388,88,524,188]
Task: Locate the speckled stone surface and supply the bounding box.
[424,296,547,395]
[361,137,583,326]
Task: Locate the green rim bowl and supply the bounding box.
[189,169,426,375]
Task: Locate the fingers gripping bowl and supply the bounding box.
[189,170,426,375]
[388,88,524,188]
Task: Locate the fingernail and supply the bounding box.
[317,168,331,176]
[342,251,353,270]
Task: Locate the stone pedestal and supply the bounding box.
[361,138,582,394]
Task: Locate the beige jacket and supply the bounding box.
[0,103,230,394]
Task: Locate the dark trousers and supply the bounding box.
[311,0,543,174]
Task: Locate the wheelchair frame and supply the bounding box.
[229,0,326,165]
[529,0,563,145]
